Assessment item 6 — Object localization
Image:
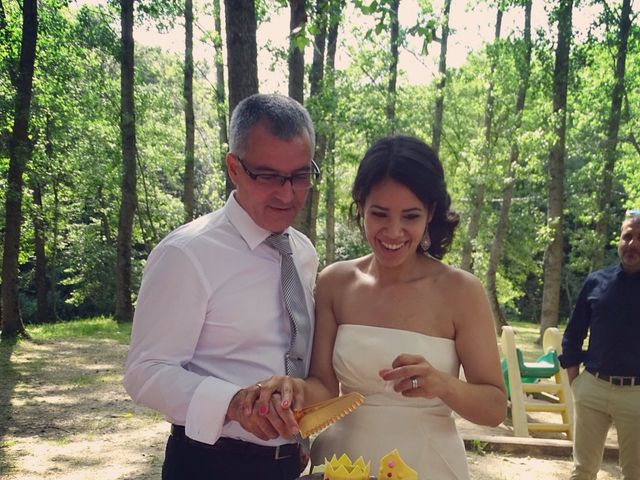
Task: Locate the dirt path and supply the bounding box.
[0,337,622,479]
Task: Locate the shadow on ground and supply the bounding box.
[0,337,165,479]
[0,337,18,477]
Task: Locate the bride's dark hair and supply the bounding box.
[350,135,460,259]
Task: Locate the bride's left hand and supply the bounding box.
[379,353,448,398]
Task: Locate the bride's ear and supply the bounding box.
[427,202,437,223]
[356,204,367,239]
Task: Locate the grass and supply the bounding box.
[24,316,132,344]
[469,439,489,455]
[47,437,72,446]
[1,317,130,389]
[503,320,564,362]
[9,316,558,374]
[70,375,98,386]
[16,316,553,361]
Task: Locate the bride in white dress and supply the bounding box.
[251,135,507,479]
[310,325,470,478]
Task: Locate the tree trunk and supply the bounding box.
[460,8,502,273]
[591,0,631,271]
[386,0,399,131]
[1,0,37,340]
[323,1,341,263]
[288,0,306,103]
[183,0,195,222]
[295,0,328,244]
[289,0,315,239]
[308,0,327,101]
[115,0,138,323]
[213,0,228,201]
[50,172,60,321]
[431,0,452,155]
[224,0,258,198]
[539,0,573,342]
[136,155,158,250]
[486,0,533,333]
[31,177,49,323]
[324,134,336,264]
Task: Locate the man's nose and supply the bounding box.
[273,180,296,201]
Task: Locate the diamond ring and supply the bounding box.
[411,377,418,389]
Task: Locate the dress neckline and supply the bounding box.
[337,323,455,344]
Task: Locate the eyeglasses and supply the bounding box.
[234,155,321,190]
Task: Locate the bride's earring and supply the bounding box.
[420,229,431,253]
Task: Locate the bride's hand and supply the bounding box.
[379,353,448,399]
[240,375,306,435]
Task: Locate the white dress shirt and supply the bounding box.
[123,193,318,446]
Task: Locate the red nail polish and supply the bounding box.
[282,400,290,408]
[259,405,268,415]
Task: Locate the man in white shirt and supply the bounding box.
[124,94,320,480]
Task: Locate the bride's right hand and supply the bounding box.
[242,375,306,436]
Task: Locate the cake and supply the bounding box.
[319,449,418,480]
[378,449,418,480]
[323,453,371,480]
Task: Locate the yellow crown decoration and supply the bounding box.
[323,453,371,480]
[378,449,418,480]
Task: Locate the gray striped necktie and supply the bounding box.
[265,233,310,378]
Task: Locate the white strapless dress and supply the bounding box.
[310,324,469,480]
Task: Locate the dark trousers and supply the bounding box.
[162,429,306,480]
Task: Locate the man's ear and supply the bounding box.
[226,154,239,184]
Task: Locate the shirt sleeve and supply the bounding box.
[123,244,240,444]
[559,275,593,368]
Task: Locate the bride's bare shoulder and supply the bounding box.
[318,255,371,284]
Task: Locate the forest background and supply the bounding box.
[1,0,638,341]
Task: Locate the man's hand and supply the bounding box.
[226,377,304,440]
[566,366,580,385]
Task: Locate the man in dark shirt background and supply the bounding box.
[560,210,640,480]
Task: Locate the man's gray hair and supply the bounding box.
[623,209,640,227]
[228,94,315,159]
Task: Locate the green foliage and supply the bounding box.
[25,316,131,343]
[469,439,488,455]
[1,1,221,324]
[61,219,117,314]
[333,222,371,262]
[74,4,119,56]
[1,0,639,326]
[134,0,183,31]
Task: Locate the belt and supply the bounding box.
[170,425,300,460]
[588,369,640,386]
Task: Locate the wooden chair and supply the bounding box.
[500,326,573,439]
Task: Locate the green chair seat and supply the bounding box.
[502,348,560,398]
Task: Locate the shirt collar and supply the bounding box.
[223,191,292,250]
[616,263,640,279]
